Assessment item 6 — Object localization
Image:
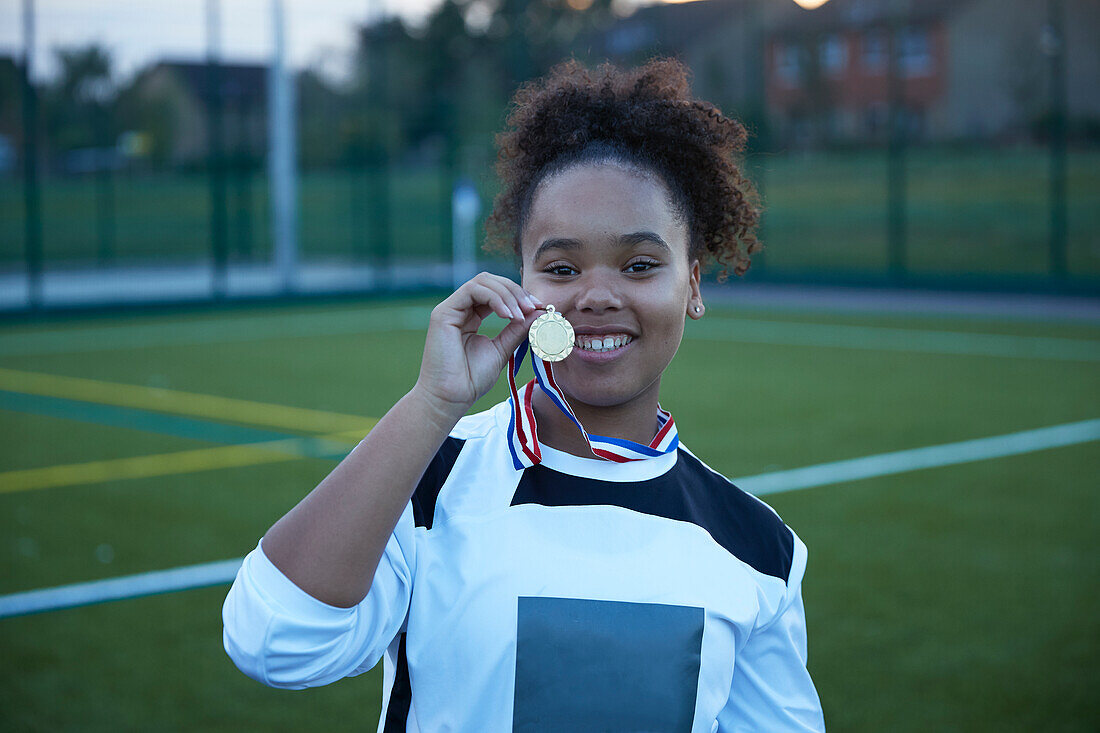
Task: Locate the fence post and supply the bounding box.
[439,100,457,265]
[452,178,480,289]
[95,99,115,266]
[366,17,392,287]
[231,105,253,262]
[886,0,908,283]
[370,157,391,285]
[1045,0,1068,280]
[506,0,530,87]
[746,0,768,275]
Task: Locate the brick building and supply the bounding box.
[764,0,1100,145]
[591,0,1098,146]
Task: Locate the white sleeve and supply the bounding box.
[221,502,416,690]
[717,531,825,732]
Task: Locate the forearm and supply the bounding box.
[261,385,467,608]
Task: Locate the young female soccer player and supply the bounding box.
[224,59,825,732]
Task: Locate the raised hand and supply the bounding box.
[415,273,543,420]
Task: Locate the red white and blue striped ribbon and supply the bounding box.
[506,340,678,470]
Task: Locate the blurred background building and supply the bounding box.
[0,0,1097,311]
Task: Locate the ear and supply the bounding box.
[686,259,704,320]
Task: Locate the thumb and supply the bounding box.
[493,311,538,360]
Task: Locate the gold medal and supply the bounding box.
[528,305,574,362]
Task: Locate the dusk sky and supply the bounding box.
[0,0,438,81]
[0,0,693,82]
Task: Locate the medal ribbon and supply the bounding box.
[505,340,678,470]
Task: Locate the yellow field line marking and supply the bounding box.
[0,367,374,434]
[0,428,371,494]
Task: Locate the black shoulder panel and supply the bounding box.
[511,449,794,582]
[411,437,466,529]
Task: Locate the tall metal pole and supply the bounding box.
[269,0,298,292]
[207,0,229,298]
[21,0,43,309]
[1045,0,1068,279]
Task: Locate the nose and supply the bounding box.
[572,267,623,314]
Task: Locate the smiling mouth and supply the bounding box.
[574,334,633,353]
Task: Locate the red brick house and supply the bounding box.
[769,0,955,144]
[764,0,1100,145]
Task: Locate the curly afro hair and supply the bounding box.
[485,57,762,279]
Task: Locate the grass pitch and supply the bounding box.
[0,295,1097,731]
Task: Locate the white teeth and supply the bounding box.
[576,335,632,352]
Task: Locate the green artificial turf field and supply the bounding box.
[0,296,1097,731]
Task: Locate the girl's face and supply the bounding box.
[519,161,703,412]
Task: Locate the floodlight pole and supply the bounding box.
[21,0,42,310]
[269,0,299,293]
[206,0,229,299]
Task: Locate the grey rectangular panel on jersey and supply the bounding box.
[513,596,703,732]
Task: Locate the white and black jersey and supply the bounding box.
[223,400,825,732]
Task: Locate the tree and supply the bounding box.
[346,0,623,159]
[43,44,116,154]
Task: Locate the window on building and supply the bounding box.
[862,29,887,73]
[776,43,802,86]
[863,102,888,137]
[819,35,848,76]
[900,27,932,76]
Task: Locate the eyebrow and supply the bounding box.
[620,231,671,252]
[533,231,671,261]
[533,237,582,261]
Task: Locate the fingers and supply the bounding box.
[483,273,542,320]
[471,283,520,322]
[442,273,542,324]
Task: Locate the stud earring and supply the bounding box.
[693,305,701,314]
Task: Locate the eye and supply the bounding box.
[544,262,578,277]
[625,258,661,274]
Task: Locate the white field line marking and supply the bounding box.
[0,559,244,619]
[738,418,1100,496]
[2,307,1097,361]
[686,319,1100,362]
[2,417,1097,620]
